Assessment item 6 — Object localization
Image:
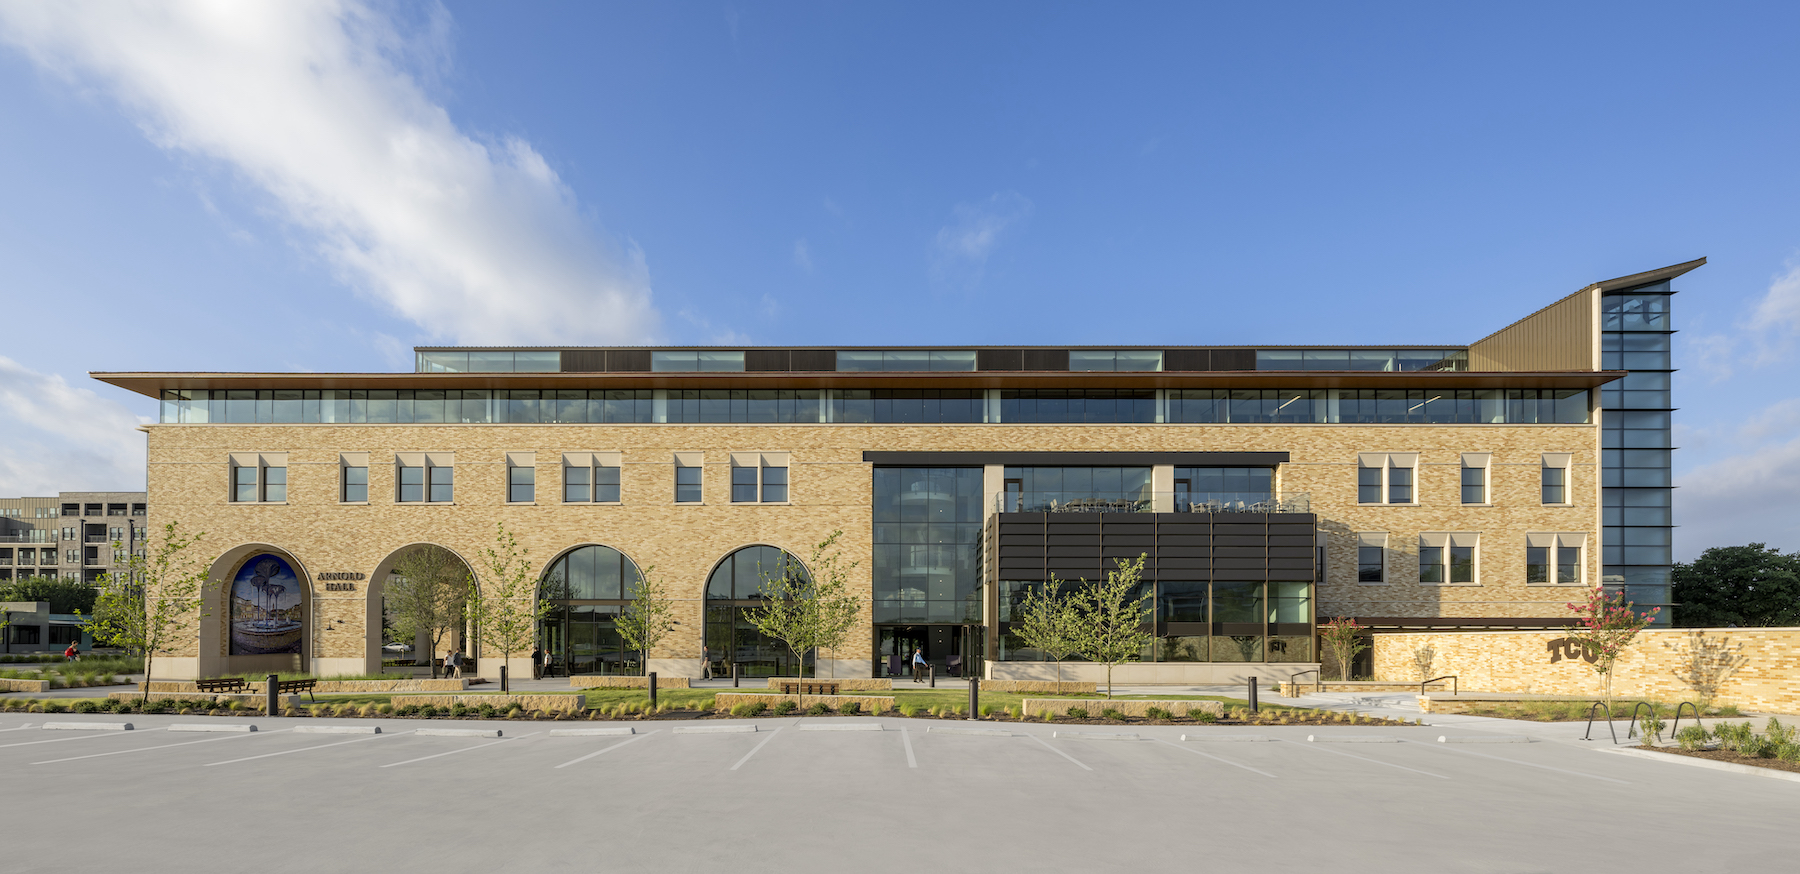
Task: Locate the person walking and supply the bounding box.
[63,641,78,662]
[446,649,463,679]
[911,647,928,684]
[701,645,714,680]
[531,645,544,680]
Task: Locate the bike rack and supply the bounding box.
[1626,701,1659,742]
[1289,669,1320,695]
[1420,675,1458,697]
[1669,701,1701,740]
[1582,702,1618,743]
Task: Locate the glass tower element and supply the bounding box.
[1600,281,1675,624]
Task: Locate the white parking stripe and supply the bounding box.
[382,732,536,768]
[553,730,655,769]
[1027,733,1092,771]
[1282,739,1449,779]
[901,727,917,768]
[1151,737,1278,778]
[729,727,781,771]
[0,724,36,732]
[1408,740,1631,784]
[33,728,288,765]
[204,730,411,766]
[0,728,164,750]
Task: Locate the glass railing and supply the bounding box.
[995,492,1311,515]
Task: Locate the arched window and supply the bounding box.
[537,545,643,677]
[704,545,811,678]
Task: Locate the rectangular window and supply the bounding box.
[508,465,535,503]
[1358,453,1416,505]
[562,453,622,503]
[675,454,703,503]
[1558,543,1581,584]
[563,464,591,502]
[595,464,621,503]
[761,466,788,503]
[429,465,454,503]
[1542,453,1571,505]
[1461,453,1489,504]
[1422,533,1479,584]
[262,466,286,502]
[1526,545,1550,583]
[1527,533,1586,585]
[731,466,758,503]
[1356,533,1386,584]
[1450,543,1476,584]
[230,454,287,503]
[1419,544,1444,583]
[342,465,368,503]
[233,465,257,503]
[398,464,424,503]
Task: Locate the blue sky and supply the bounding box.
[1,1,1798,558]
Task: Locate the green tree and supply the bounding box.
[0,575,99,615]
[1012,574,1081,684]
[1672,544,1800,627]
[797,531,861,680]
[747,544,827,680]
[1071,555,1152,699]
[1320,617,1368,681]
[386,545,470,678]
[1564,586,1659,713]
[615,565,675,678]
[467,523,550,690]
[87,523,210,701]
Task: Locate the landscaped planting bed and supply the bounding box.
[1442,700,1740,722]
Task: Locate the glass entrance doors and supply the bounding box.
[876,625,981,679]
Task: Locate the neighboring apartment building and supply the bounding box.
[0,491,148,585]
[93,259,1696,682]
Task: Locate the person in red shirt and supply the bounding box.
[63,642,78,662]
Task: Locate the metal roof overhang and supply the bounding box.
[92,370,1627,399]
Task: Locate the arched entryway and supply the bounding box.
[704,545,812,678]
[536,544,645,677]
[367,543,478,677]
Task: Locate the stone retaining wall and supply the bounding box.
[714,692,896,713]
[1372,627,1800,714]
[1278,681,1449,697]
[569,675,691,689]
[397,694,586,712]
[980,680,1096,694]
[0,678,51,692]
[107,691,303,707]
[142,679,467,694]
[1021,698,1225,718]
[762,677,893,691]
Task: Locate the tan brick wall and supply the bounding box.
[1372,628,1800,713]
[145,420,1599,674]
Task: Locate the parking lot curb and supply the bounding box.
[1438,735,1531,743]
[296,725,381,735]
[171,724,256,733]
[418,728,502,738]
[42,722,131,731]
[1596,746,1800,785]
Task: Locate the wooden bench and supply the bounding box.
[779,681,840,696]
[274,678,317,702]
[195,678,248,694]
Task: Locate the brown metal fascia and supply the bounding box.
[90,369,1627,399]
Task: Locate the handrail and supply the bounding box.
[1289,669,1319,695]
[1626,701,1659,742]
[1421,675,1458,696]
[1669,701,1701,740]
[1582,702,1618,743]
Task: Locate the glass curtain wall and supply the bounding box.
[1601,282,1675,622]
[704,545,813,677]
[872,468,984,624]
[537,545,643,676]
[997,580,1313,663]
[1001,467,1152,513]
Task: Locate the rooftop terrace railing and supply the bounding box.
[995,491,1312,515]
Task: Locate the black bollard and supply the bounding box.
[929,664,935,688]
[732,662,739,688]
[649,672,658,708]
[500,665,508,693]
[968,676,979,720]
[265,673,278,717]
[1248,676,1259,713]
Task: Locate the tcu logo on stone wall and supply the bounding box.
[1546,637,1597,665]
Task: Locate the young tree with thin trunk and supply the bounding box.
[1013,573,1080,685]
[1072,555,1153,699]
[387,545,470,679]
[748,544,828,680]
[88,523,210,701]
[468,523,550,690]
[798,531,861,680]
[1564,586,1659,713]
[1320,617,1367,682]
[615,565,675,679]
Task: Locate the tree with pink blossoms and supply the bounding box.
[1564,586,1659,713]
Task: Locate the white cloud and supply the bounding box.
[0,0,658,345]
[1750,261,1800,365]
[930,191,1032,288]
[792,238,813,272]
[1676,434,1800,556]
[0,357,148,495]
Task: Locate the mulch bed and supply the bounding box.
[1640,745,1800,775]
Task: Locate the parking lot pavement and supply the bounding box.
[0,713,1793,873]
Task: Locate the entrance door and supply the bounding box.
[877,625,980,678]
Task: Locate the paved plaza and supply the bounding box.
[0,706,1792,873]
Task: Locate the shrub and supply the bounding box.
[805,702,832,716]
[1145,707,1172,721]
[145,699,175,714]
[395,704,419,718]
[979,703,994,717]
[839,701,863,715]
[1777,743,1800,763]
[1637,710,1665,744]
[1767,717,1796,746]
[72,700,99,714]
[477,703,496,718]
[43,701,68,714]
[1101,708,1124,721]
[897,704,918,718]
[506,705,524,718]
[1715,722,1754,752]
[1740,735,1776,758]
[1186,707,1216,723]
[449,704,469,718]
[772,700,798,716]
[1065,707,1089,719]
